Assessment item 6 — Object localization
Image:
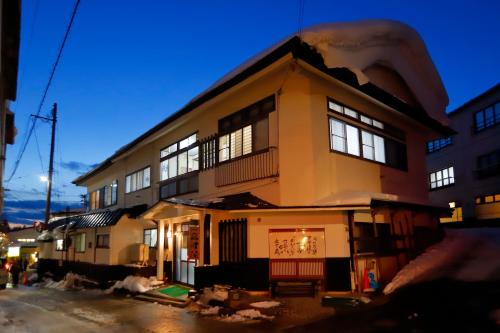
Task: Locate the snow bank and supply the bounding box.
[40,272,98,290]
[105,275,163,294]
[220,309,274,322]
[250,301,281,309]
[200,306,221,316]
[384,229,500,294]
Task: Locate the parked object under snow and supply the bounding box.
[384,229,500,294]
[105,275,163,294]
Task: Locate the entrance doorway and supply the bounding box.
[174,221,199,285]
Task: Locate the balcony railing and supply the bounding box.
[215,147,278,187]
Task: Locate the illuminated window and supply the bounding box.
[427,137,452,153]
[160,134,199,181]
[474,102,500,132]
[429,167,455,189]
[144,229,157,248]
[125,167,150,193]
[56,239,64,251]
[73,234,86,253]
[474,193,500,205]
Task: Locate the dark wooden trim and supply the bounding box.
[269,227,325,232]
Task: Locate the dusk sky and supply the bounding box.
[4,0,500,224]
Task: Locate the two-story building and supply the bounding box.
[39,20,452,292]
[427,83,500,224]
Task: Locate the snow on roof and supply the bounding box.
[193,19,448,123]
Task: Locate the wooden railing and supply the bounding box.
[269,258,325,280]
[215,147,278,187]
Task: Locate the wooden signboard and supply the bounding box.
[268,228,326,259]
[188,227,200,260]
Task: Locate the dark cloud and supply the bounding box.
[59,161,98,173]
[2,200,82,225]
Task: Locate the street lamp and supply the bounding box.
[40,175,48,183]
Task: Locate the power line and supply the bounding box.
[33,121,45,173]
[6,0,81,183]
[297,0,306,37]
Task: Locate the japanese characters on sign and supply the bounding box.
[188,227,200,260]
[268,228,326,259]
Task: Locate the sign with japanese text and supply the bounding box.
[188,227,200,260]
[268,228,326,259]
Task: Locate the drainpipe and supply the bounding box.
[156,219,165,281]
[347,210,358,292]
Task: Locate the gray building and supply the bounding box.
[427,83,500,223]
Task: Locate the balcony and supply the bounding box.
[215,147,278,187]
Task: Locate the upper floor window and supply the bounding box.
[429,166,455,190]
[474,101,500,132]
[217,96,273,163]
[427,137,452,153]
[476,148,500,179]
[160,133,199,181]
[329,117,407,170]
[89,180,118,210]
[125,167,150,193]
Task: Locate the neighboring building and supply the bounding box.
[427,83,500,223]
[0,0,21,218]
[7,226,39,269]
[40,21,451,291]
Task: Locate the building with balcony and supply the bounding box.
[427,83,500,224]
[39,20,452,292]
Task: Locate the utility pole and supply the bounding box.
[33,103,57,226]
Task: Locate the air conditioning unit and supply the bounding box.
[130,243,149,263]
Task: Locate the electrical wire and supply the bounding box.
[6,0,81,183]
[33,121,45,173]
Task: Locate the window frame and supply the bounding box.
[143,228,158,248]
[474,101,500,133]
[96,234,110,249]
[125,166,151,194]
[429,166,455,191]
[328,115,405,170]
[475,193,500,205]
[427,137,453,154]
[73,233,86,253]
[159,132,199,182]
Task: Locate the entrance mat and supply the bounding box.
[157,284,190,299]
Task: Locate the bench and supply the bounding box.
[269,258,325,297]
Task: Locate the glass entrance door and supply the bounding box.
[175,222,199,285]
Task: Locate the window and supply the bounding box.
[201,137,216,170]
[160,134,199,181]
[329,117,403,168]
[217,96,272,163]
[89,180,118,210]
[96,234,110,248]
[476,149,500,178]
[125,167,151,193]
[144,229,157,247]
[440,201,463,223]
[474,101,500,132]
[219,125,253,162]
[429,166,455,190]
[73,233,86,253]
[56,239,64,251]
[475,193,500,205]
[427,137,452,153]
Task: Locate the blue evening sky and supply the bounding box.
[4,0,500,223]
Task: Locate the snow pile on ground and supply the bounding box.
[200,306,221,316]
[250,301,281,309]
[384,229,500,294]
[105,275,163,294]
[198,285,229,305]
[40,272,98,290]
[220,309,274,322]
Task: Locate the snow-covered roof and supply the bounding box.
[194,19,448,123]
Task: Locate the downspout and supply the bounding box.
[347,210,358,292]
[93,227,97,264]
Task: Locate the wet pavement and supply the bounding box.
[0,286,278,333]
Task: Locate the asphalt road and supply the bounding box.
[0,286,262,333]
